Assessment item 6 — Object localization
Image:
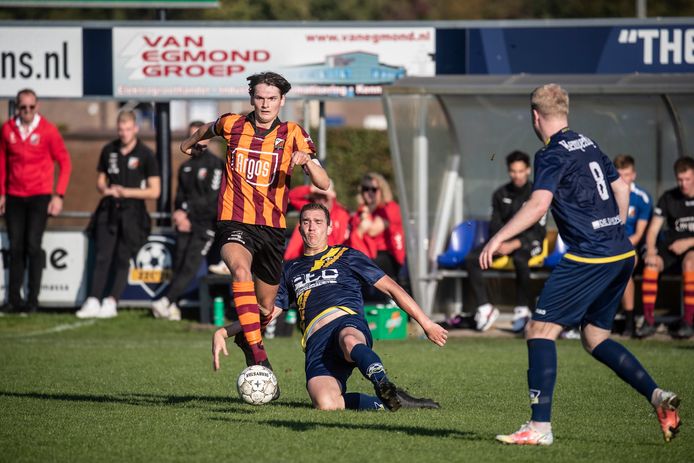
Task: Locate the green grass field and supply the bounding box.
[0,311,691,463]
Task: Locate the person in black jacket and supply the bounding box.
[151,121,225,321]
[465,150,546,332]
[76,110,161,319]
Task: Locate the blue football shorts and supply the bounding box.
[533,255,635,330]
[304,315,373,393]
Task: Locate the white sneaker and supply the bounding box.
[208,261,230,275]
[474,303,499,331]
[511,306,531,333]
[98,297,118,319]
[76,297,101,319]
[151,297,171,319]
[168,303,181,321]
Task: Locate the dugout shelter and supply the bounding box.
[383,75,694,317]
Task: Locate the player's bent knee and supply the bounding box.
[311,394,344,411]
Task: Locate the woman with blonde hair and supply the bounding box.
[348,173,405,293]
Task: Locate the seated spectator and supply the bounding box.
[464,151,546,332]
[348,173,405,284]
[638,156,694,339]
[613,154,652,337]
[151,121,225,321]
[283,181,350,261]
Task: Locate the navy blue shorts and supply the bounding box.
[533,256,635,330]
[304,315,373,393]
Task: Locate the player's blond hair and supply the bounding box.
[531,84,569,119]
[117,109,137,125]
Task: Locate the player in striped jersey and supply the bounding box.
[182,72,330,372]
[480,84,680,445]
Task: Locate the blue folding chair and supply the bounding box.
[437,221,485,269]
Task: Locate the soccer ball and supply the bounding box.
[237,365,278,405]
[136,242,171,270]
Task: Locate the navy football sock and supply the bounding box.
[527,339,557,423]
[591,338,658,400]
[343,393,383,410]
[350,344,388,385]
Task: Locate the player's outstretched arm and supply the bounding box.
[212,327,230,371]
[181,122,215,156]
[373,276,448,347]
[480,189,553,269]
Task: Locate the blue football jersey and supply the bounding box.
[625,182,652,238]
[276,246,386,334]
[532,128,633,259]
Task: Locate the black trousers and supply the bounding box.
[88,210,134,301]
[465,245,534,309]
[166,228,215,302]
[5,195,50,307]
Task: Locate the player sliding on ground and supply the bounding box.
[182,72,330,379]
[480,84,681,445]
[214,203,448,410]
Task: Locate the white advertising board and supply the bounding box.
[113,27,435,98]
[0,27,83,98]
[0,231,88,307]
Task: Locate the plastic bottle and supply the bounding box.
[213,296,225,327]
[286,309,297,325]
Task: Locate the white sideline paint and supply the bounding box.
[0,320,96,339]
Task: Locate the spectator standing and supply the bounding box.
[638,156,694,339]
[0,88,72,314]
[465,151,546,332]
[151,121,224,321]
[613,154,652,337]
[76,110,160,319]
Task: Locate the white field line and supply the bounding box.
[0,320,96,339]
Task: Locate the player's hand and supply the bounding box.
[423,321,448,347]
[479,237,502,269]
[212,328,229,371]
[47,195,63,216]
[289,150,312,172]
[644,251,659,267]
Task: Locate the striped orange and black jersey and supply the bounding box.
[213,112,317,228]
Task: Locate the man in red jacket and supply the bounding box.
[0,88,72,314]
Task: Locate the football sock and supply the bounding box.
[591,338,657,400]
[350,344,389,386]
[684,271,694,326]
[232,281,267,364]
[527,339,557,423]
[641,267,659,326]
[343,393,384,410]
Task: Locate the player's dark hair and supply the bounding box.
[674,156,694,174]
[506,150,530,168]
[188,120,205,130]
[613,154,635,169]
[300,202,331,225]
[15,88,37,104]
[247,72,291,97]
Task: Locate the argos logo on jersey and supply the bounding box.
[293,268,339,293]
[232,147,277,187]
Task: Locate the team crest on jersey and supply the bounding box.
[127,157,140,170]
[29,133,40,145]
[274,137,285,150]
[197,167,208,180]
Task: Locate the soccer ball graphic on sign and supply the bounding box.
[136,242,171,270]
[237,365,278,405]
